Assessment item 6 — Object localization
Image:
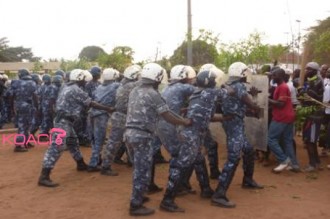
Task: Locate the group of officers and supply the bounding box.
[2,62,266,216]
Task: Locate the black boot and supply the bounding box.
[14,146,28,152]
[242,177,264,189]
[200,186,214,198]
[177,166,195,196]
[242,149,263,189]
[114,143,126,165]
[160,192,185,212]
[38,168,59,187]
[153,147,168,164]
[160,167,185,212]
[211,184,236,208]
[97,154,102,166]
[76,158,88,171]
[160,186,184,212]
[87,166,101,172]
[129,204,155,216]
[147,160,163,194]
[206,140,221,180]
[210,167,221,180]
[195,160,214,198]
[211,158,240,208]
[100,167,118,176]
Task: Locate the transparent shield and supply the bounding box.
[244,75,269,151]
[210,75,269,152]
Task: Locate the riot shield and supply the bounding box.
[210,74,268,152]
[244,75,269,151]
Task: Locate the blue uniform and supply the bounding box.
[88,81,120,168]
[30,83,42,135]
[11,76,38,147]
[0,83,12,128]
[218,80,256,192]
[38,84,58,134]
[42,83,91,169]
[156,82,195,156]
[101,78,138,170]
[124,79,169,208]
[80,80,101,144]
[165,88,227,197]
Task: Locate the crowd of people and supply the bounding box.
[0,61,329,216]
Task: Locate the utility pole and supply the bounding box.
[187,0,193,65]
[291,33,295,71]
[284,32,289,67]
[296,19,301,69]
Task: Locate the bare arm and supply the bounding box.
[90,101,115,113]
[269,98,285,108]
[161,111,192,126]
[210,114,223,122]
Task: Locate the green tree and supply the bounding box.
[269,44,288,63]
[60,58,91,72]
[303,17,330,64]
[169,29,219,67]
[97,46,134,72]
[32,60,43,72]
[170,39,218,67]
[79,46,106,62]
[216,32,273,71]
[313,31,330,63]
[0,37,40,62]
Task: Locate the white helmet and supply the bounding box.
[185,65,196,79]
[69,69,86,81]
[124,65,141,80]
[83,70,93,82]
[5,80,11,87]
[2,74,8,81]
[141,63,165,82]
[228,62,251,78]
[199,63,217,72]
[208,67,224,78]
[170,65,187,80]
[103,68,120,80]
[0,75,3,80]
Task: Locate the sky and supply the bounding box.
[1,0,329,62]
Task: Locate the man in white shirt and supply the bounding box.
[285,69,300,107]
[322,69,330,168]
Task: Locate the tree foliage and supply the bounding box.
[268,44,288,63]
[313,31,330,63]
[97,46,134,72]
[303,17,330,64]
[170,29,219,67]
[32,60,43,72]
[0,37,40,62]
[78,46,106,62]
[216,32,271,70]
[60,58,92,72]
[170,40,218,67]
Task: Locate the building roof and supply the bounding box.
[0,62,61,72]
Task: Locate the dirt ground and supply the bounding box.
[0,124,330,219]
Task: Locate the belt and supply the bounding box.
[222,115,235,121]
[126,126,152,134]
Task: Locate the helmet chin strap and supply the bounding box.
[152,82,160,90]
[76,80,86,87]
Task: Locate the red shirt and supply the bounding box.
[272,82,295,123]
